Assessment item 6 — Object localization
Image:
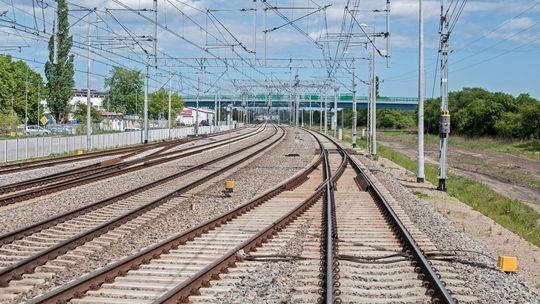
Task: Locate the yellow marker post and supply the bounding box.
[498,256,518,272]
[225,180,235,192]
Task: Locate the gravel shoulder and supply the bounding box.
[18,126,317,302]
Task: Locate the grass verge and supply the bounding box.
[380,130,540,161]
[329,127,540,247]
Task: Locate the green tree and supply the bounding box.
[0,55,46,125]
[44,0,75,122]
[495,94,540,139]
[149,89,184,120]
[73,102,101,125]
[104,66,144,115]
[424,87,538,139]
[377,109,415,129]
[0,109,20,136]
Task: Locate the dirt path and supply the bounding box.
[379,137,540,213]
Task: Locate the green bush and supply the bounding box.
[0,110,20,136]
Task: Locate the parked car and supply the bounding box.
[124,127,141,132]
[25,125,50,136]
[48,125,67,135]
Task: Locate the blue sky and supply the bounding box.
[1,0,539,99]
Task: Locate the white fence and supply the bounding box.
[1,124,241,163]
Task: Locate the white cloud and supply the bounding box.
[500,17,536,30]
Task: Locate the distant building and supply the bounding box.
[70,89,106,110]
[177,107,214,125]
[99,111,124,131]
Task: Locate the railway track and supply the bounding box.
[0,126,247,176]
[9,127,465,303]
[0,125,283,298]
[0,126,264,207]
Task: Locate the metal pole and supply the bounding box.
[386,0,391,68]
[333,87,338,138]
[371,42,377,155]
[53,14,58,65]
[324,93,328,134]
[214,94,217,132]
[341,107,344,130]
[153,0,158,67]
[143,60,149,144]
[86,23,92,151]
[438,0,450,191]
[252,0,257,65]
[25,68,28,133]
[309,95,312,128]
[417,0,425,183]
[295,92,299,131]
[263,7,267,65]
[351,57,357,148]
[168,67,172,138]
[319,93,323,132]
[37,82,40,130]
[196,74,200,136]
[288,94,292,124]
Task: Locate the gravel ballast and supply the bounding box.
[0,126,266,234]
[352,152,539,303]
[13,126,316,302]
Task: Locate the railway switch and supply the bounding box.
[498,256,518,272]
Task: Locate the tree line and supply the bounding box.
[324,87,539,139]
[424,87,539,139]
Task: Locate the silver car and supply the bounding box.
[25,125,51,136]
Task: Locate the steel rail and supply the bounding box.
[0,126,249,175]
[303,129,347,303]
[0,125,283,287]
[0,126,267,248]
[27,126,323,304]
[0,126,264,207]
[320,132,456,304]
[323,147,334,304]
[153,130,329,303]
[0,126,261,195]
